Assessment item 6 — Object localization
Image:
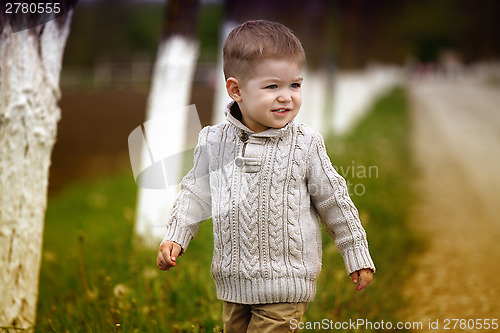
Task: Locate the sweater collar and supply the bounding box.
[225,101,293,138]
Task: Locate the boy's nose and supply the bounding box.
[277,93,292,103]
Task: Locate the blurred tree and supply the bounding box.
[62,0,164,68]
[347,0,500,65]
[453,0,500,62]
[60,0,500,70]
[0,2,73,330]
[134,0,200,246]
[196,2,224,62]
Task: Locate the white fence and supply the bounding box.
[331,66,403,135]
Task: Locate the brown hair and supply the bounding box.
[223,20,306,81]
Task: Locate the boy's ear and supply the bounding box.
[226,77,242,102]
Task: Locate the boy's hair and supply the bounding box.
[223,20,306,81]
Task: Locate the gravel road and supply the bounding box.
[404,79,500,331]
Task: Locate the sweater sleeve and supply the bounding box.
[162,126,212,252]
[306,133,375,275]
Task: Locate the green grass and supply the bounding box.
[37,173,221,333]
[36,87,419,332]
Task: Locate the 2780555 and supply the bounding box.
[443,318,498,330]
[5,2,61,14]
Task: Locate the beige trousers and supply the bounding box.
[222,301,308,333]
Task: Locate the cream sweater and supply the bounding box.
[163,103,375,304]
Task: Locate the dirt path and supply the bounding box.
[404,79,500,331]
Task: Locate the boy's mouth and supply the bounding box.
[272,108,291,114]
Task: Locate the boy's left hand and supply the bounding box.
[350,268,373,291]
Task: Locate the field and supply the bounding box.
[35,87,419,332]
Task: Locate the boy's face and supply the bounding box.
[227,58,303,133]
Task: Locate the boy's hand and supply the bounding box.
[157,241,182,271]
[350,268,373,291]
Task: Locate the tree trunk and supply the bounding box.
[133,0,200,246]
[0,11,73,330]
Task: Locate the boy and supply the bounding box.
[157,20,375,332]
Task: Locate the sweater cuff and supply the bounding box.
[342,246,376,275]
[161,223,194,254]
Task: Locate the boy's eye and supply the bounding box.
[265,84,278,89]
[291,83,301,88]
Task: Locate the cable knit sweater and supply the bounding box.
[163,103,375,304]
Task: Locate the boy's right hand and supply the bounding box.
[157,241,182,271]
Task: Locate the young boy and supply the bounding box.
[157,20,375,332]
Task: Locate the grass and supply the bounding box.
[37,174,221,333]
[35,87,419,332]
